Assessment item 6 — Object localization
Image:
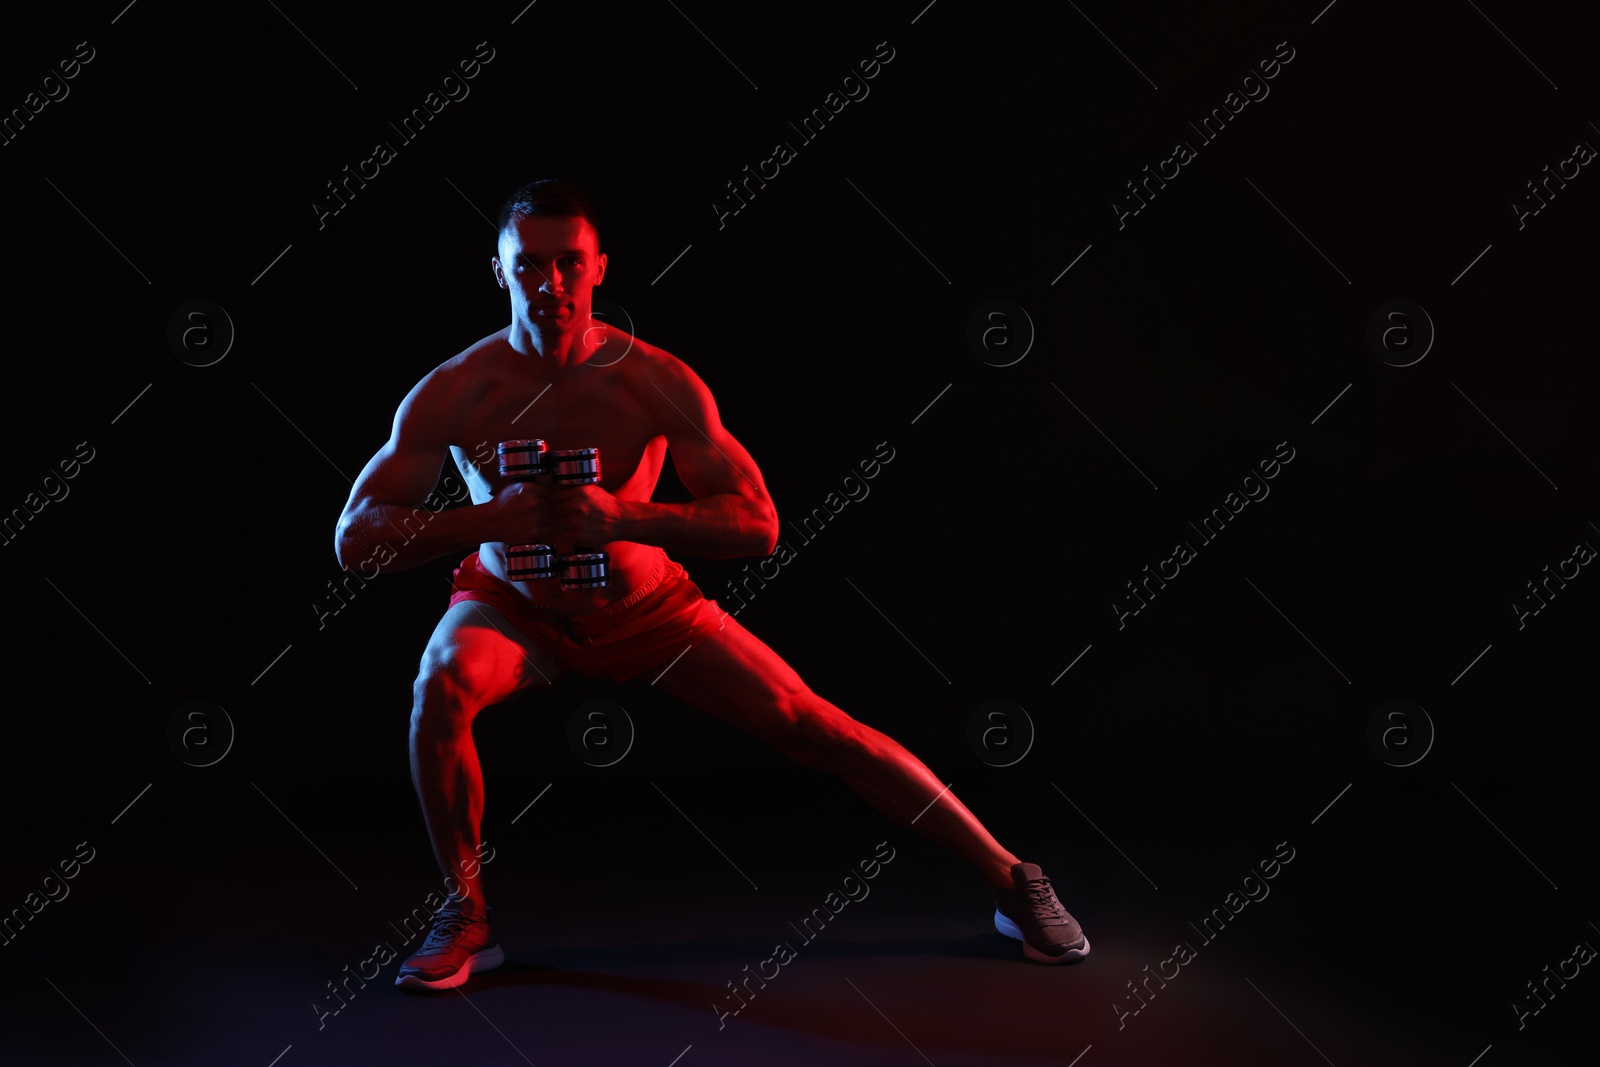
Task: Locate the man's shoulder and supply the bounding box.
[393,328,509,433]
[606,331,693,395]
[439,326,513,377]
[412,328,511,397]
[611,331,703,389]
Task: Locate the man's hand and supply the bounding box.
[553,482,624,549]
[492,478,623,549]
[490,477,557,545]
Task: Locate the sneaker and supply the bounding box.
[993,862,1090,964]
[395,904,506,991]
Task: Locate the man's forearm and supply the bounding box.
[336,501,493,573]
[614,494,777,560]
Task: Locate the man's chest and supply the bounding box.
[448,378,667,501]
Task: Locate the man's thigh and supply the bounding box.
[418,598,568,707]
[651,612,817,747]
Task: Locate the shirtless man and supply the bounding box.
[333,179,1089,991]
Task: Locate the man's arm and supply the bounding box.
[333,371,537,573]
[608,357,779,559]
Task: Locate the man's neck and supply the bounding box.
[508,323,593,371]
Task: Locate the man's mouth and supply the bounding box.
[533,304,571,320]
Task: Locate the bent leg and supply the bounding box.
[410,598,566,913]
[655,613,1020,890]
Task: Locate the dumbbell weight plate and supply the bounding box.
[558,551,609,590]
[551,447,601,486]
[498,439,549,479]
[506,543,556,581]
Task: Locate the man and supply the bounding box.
[333,179,1089,991]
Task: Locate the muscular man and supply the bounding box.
[333,179,1089,991]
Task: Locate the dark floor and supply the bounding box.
[3,762,1593,1067]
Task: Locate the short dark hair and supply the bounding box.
[496,179,601,248]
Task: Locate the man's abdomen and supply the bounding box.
[476,540,671,615]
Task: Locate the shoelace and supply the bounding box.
[421,912,484,951]
[1020,878,1068,926]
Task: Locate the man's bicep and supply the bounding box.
[342,381,451,515]
[348,438,446,513]
[671,423,770,505]
[658,365,771,506]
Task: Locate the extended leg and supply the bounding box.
[803,694,1021,889]
[655,614,1019,890]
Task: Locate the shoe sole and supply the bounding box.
[994,909,1090,964]
[394,944,507,991]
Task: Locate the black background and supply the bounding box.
[1,1,1596,1065]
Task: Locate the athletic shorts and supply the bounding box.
[446,549,729,684]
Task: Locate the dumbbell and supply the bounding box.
[497,440,610,590]
[497,439,555,582]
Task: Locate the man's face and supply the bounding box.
[493,214,607,334]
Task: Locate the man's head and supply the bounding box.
[492,179,607,338]
[496,178,602,247]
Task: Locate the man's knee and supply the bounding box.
[786,695,877,772]
[411,649,484,735]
